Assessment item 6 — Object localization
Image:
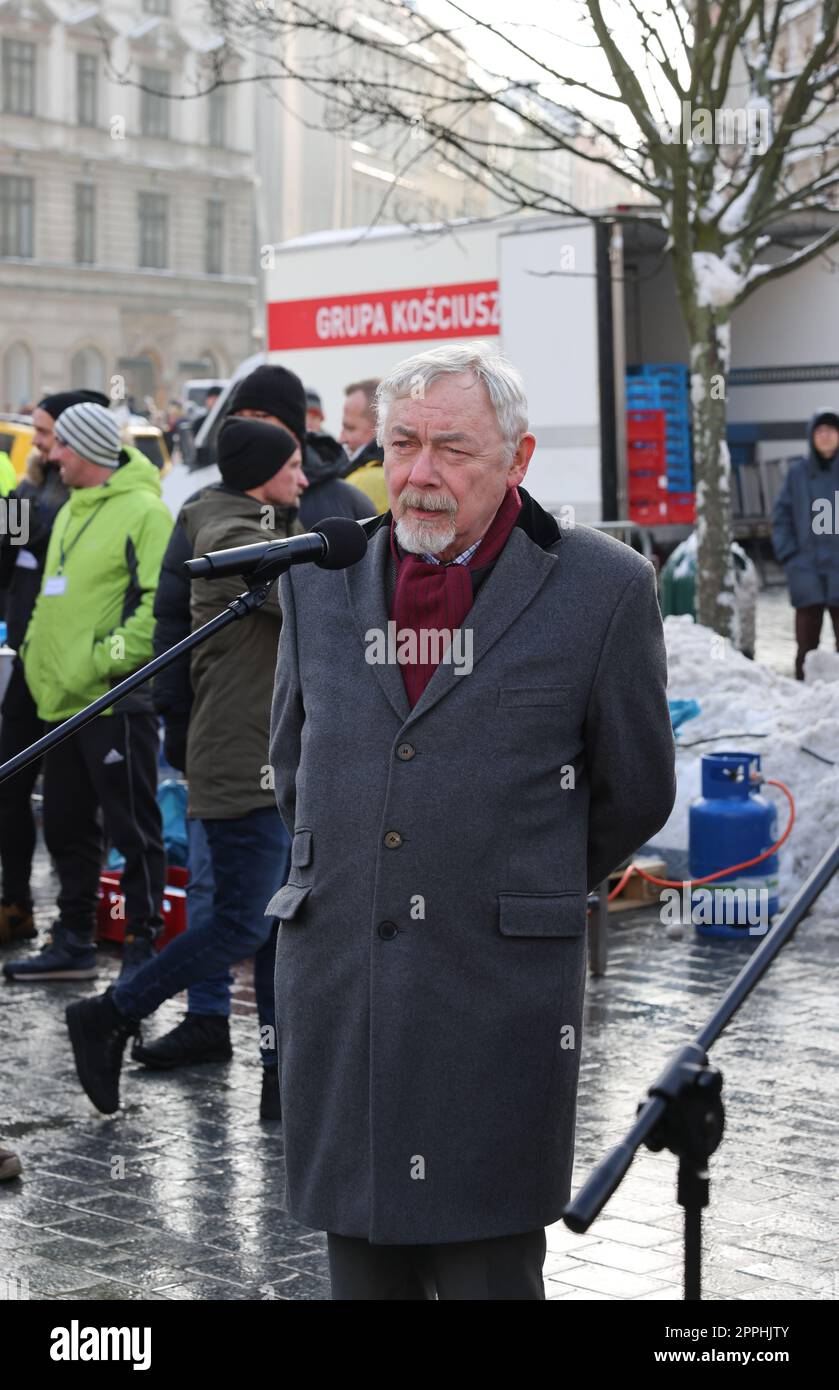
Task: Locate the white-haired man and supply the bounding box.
[266,343,676,1299]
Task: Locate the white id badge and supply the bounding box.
[43,576,68,596]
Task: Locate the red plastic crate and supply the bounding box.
[628,475,667,503]
[664,492,696,523]
[626,409,666,445]
[97,866,189,948]
[629,498,668,523]
[628,451,667,475]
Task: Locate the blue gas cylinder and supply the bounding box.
[688,752,780,939]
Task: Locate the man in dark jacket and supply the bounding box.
[67,417,305,1120]
[153,365,368,772]
[299,431,372,529]
[0,389,107,944]
[771,407,839,679]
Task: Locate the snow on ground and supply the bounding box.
[650,615,839,924]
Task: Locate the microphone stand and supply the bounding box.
[563,836,839,1300]
[0,557,290,785]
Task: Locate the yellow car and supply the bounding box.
[0,413,171,480]
[126,422,172,477]
[0,416,35,481]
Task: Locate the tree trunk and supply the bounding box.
[689,312,736,641]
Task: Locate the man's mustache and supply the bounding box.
[397,488,457,518]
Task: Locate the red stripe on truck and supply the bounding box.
[267,280,501,350]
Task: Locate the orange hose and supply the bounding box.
[602,778,795,902]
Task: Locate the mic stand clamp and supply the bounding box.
[642,1043,725,1301]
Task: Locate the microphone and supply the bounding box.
[184,516,368,580]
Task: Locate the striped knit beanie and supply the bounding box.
[54,402,122,468]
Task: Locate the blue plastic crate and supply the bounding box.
[626,380,662,393]
[638,362,690,379]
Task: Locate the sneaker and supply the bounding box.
[66,989,139,1114]
[3,924,98,982]
[260,1064,282,1122]
[132,1012,232,1070]
[118,932,156,985]
[0,1146,23,1181]
[0,902,36,945]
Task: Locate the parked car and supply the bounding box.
[0,415,36,480]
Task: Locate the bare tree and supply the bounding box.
[189,1,839,635]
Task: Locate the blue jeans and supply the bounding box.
[185,818,231,1016]
[113,807,291,1067]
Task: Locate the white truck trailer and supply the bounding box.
[171,211,838,530]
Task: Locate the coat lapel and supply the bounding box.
[345,515,560,728]
[344,524,411,723]
[403,527,558,725]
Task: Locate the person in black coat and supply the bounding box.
[299,432,373,528]
[146,364,369,1073]
[153,365,371,770]
[0,389,108,943]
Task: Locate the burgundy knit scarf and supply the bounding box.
[390,486,522,706]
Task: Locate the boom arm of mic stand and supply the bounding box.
[0,571,285,786]
[563,837,839,1298]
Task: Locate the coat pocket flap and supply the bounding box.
[290,830,313,868]
[498,892,586,937]
[498,686,570,707]
[265,881,312,921]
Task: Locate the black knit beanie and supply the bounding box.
[38,389,110,420]
[217,417,299,492]
[228,366,306,447]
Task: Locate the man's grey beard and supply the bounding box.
[395,488,458,555]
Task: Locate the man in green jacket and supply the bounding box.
[3,402,173,982]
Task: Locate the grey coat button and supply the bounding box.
[378,921,398,940]
[396,742,415,761]
[384,831,403,849]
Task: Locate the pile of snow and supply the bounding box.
[650,616,839,924]
[804,649,839,684]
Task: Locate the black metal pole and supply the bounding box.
[563,836,839,1296]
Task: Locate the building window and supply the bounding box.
[138,192,168,268]
[140,67,170,138]
[74,183,96,264]
[205,199,224,275]
[76,52,98,127]
[0,175,34,257]
[2,39,36,116]
[71,346,106,391]
[208,85,226,147]
[143,0,171,13]
[4,342,33,412]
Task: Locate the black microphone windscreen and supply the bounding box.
[314,517,369,571]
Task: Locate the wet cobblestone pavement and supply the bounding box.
[0,835,836,1302]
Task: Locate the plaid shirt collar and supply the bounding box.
[419,537,483,567]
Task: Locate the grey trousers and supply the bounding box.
[326,1228,547,1301]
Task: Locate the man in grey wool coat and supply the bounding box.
[266,342,676,1300]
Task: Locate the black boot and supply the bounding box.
[66,989,139,1114]
[131,1013,232,1070]
[260,1064,282,1121]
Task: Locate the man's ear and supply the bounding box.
[508,433,536,488]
